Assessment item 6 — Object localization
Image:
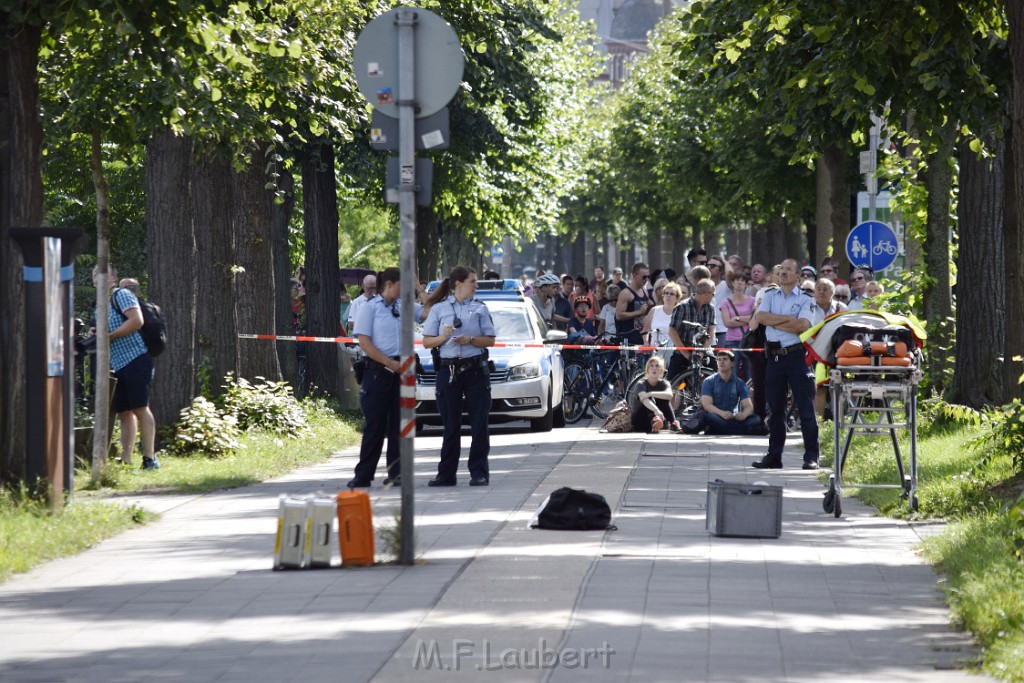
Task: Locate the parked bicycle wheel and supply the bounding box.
[562,361,591,424]
[669,365,715,414]
[591,371,627,419]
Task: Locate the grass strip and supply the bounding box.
[75,404,363,496]
[0,490,151,582]
[819,419,1024,680]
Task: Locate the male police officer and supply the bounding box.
[347,268,422,488]
[751,258,820,470]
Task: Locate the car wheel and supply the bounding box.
[553,392,566,428]
[531,384,555,432]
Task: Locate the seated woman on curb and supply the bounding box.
[631,355,680,433]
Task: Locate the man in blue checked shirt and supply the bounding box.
[92,265,158,470]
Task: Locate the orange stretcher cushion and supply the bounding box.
[837,355,872,366]
[880,355,912,367]
[836,340,864,358]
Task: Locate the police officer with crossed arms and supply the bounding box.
[347,267,424,488]
[422,266,496,487]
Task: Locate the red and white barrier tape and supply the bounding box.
[238,333,767,354]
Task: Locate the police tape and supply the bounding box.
[237,333,767,354]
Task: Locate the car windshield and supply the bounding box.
[490,306,534,342]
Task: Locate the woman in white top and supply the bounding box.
[643,281,682,364]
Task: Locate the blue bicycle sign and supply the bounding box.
[846,221,899,272]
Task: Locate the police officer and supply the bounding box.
[751,258,819,470]
[422,266,496,487]
[347,267,422,488]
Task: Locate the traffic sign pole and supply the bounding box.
[353,5,463,568]
[397,8,417,566]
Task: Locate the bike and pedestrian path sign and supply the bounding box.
[845,220,900,272]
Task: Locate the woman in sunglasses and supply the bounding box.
[348,267,425,489]
[422,266,497,487]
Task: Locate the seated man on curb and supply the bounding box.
[700,349,768,435]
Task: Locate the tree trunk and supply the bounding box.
[645,225,660,270]
[784,218,804,263]
[302,142,340,398]
[0,25,43,483]
[765,217,788,266]
[90,130,113,477]
[672,229,687,271]
[439,219,479,273]
[416,206,439,281]
[950,137,1005,407]
[749,222,769,268]
[814,152,829,268]
[826,145,849,267]
[919,124,957,390]
[146,129,196,429]
[272,167,297,390]
[233,145,281,381]
[192,149,237,397]
[1008,3,1024,401]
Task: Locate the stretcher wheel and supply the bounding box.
[833,494,842,518]
[822,490,835,514]
[910,494,919,512]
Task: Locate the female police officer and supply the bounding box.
[422,266,496,487]
[347,267,423,488]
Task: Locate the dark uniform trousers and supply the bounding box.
[765,349,819,462]
[354,365,400,481]
[436,363,491,481]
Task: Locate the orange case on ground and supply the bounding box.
[336,490,375,567]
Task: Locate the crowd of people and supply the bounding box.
[523,251,890,470]
[331,251,891,487]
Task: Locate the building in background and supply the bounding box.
[578,0,684,88]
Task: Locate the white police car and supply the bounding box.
[416,280,566,432]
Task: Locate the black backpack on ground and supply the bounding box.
[113,288,167,357]
[530,487,616,530]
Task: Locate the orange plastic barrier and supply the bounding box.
[336,490,375,567]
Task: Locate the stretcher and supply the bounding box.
[800,310,927,518]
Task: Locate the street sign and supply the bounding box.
[352,8,464,119]
[846,220,900,272]
[490,242,504,265]
[369,108,450,151]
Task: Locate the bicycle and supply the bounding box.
[561,334,648,422]
[667,322,718,415]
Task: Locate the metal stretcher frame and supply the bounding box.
[824,363,923,518]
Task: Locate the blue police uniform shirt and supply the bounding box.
[352,295,423,358]
[755,286,814,346]
[422,295,496,360]
[701,372,750,413]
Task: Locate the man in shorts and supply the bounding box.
[93,265,158,470]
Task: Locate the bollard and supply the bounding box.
[336,490,375,566]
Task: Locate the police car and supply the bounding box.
[416,280,567,432]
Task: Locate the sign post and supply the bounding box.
[354,7,463,566]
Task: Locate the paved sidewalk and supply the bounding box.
[0,423,989,682]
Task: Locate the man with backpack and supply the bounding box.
[92,266,159,470]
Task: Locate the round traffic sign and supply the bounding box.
[353,7,464,119]
[845,221,900,272]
